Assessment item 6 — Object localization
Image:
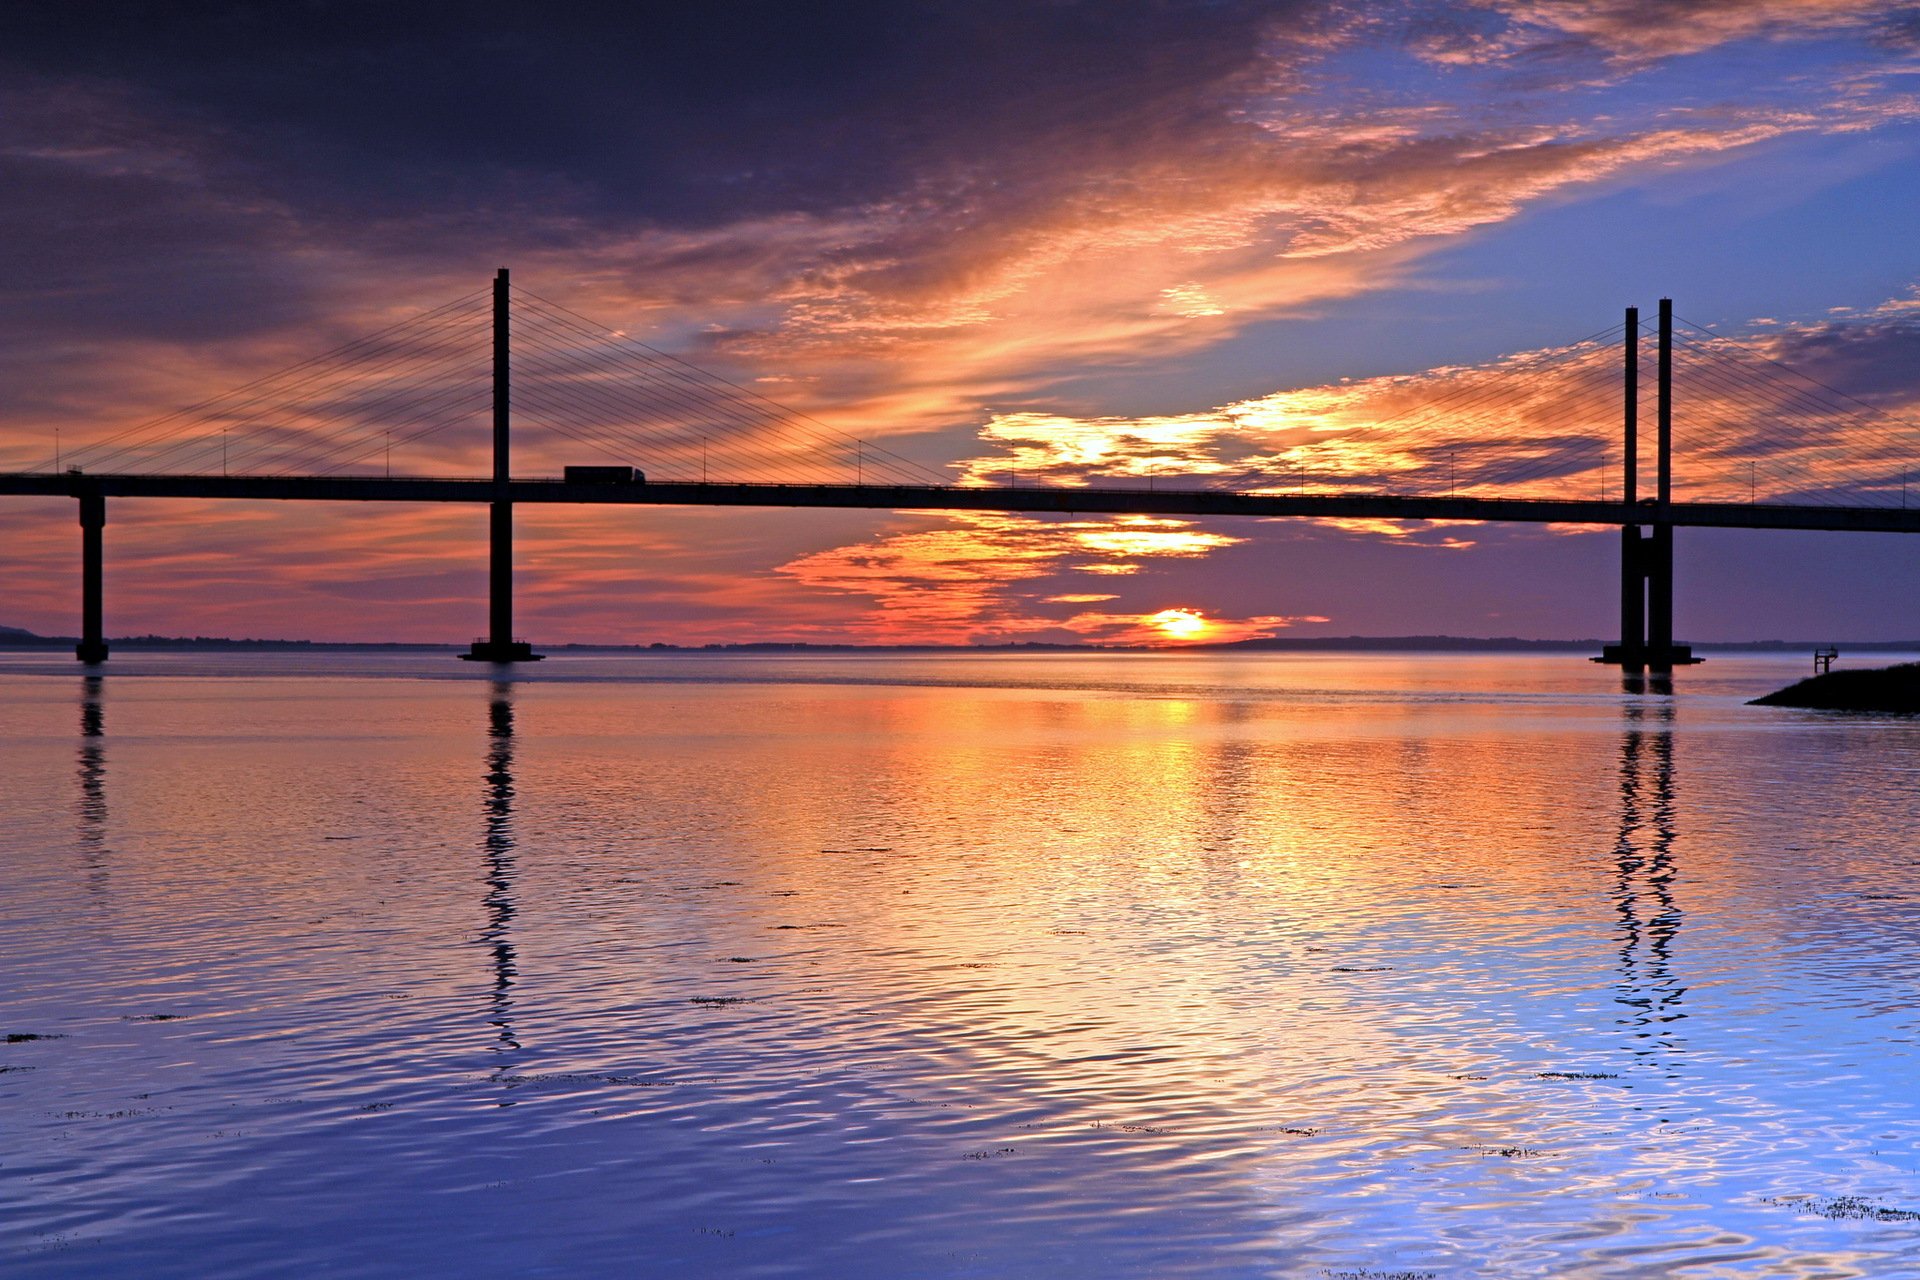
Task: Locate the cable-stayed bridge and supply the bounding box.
[3,271,1916,670]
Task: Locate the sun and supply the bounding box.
[1147,608,1209,641]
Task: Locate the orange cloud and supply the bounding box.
[774,511,1256,644]
[955,325,1631,501]
[766,295,1920,640]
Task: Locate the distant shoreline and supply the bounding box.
[6,625,1919,655]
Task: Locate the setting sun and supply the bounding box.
[1147,608,1209,641]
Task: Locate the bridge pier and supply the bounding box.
[1597,299,1697,674]
[463,267,541,664]
[76,490,108,664]
[1606,525,1646,671]
[1603,523,1694,670]
[1647,522,1682,668]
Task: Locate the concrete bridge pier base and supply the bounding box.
[462,496,540,662]
[76,491,108,664]
[1601,524,1647,672]
[1597,520,1697,672]
[1642,521,1700,672]
[1647,522,1683,672]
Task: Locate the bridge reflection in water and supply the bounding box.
[75,674,108,893]
[481,681,522,1054]
[1613,701,1686,1077]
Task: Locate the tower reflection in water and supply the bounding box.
[1612,700,1685,1069]
[481,681,521,1052]
[76,674,108,891]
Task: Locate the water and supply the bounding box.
[4,650,1920,1278]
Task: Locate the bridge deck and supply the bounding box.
[2,473,1917,534]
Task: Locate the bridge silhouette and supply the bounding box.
[3,271,1915,670]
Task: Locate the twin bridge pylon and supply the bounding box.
[1598,298,1700,674]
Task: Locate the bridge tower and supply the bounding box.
[1598,298,1698,674]
[462,268,542,663]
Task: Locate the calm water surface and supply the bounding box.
[3,651,1920,1278]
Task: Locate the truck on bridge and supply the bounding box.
[562,465,645,484]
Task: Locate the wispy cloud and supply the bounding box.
[1423,1,1911,67]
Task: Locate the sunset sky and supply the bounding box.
[6,1,1920,645]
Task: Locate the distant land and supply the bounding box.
[6,623,1919,655]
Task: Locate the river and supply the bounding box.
[3,651,1918,1277]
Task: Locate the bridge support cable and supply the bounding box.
[56,290,491,478]
[1665,317,1918,509]
[1277,324,1625,501]
[1445,344,1622,495]
[504,320,843,487]
[191,311,490,477]
[506,287,951,488]
[46,289,487,479]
